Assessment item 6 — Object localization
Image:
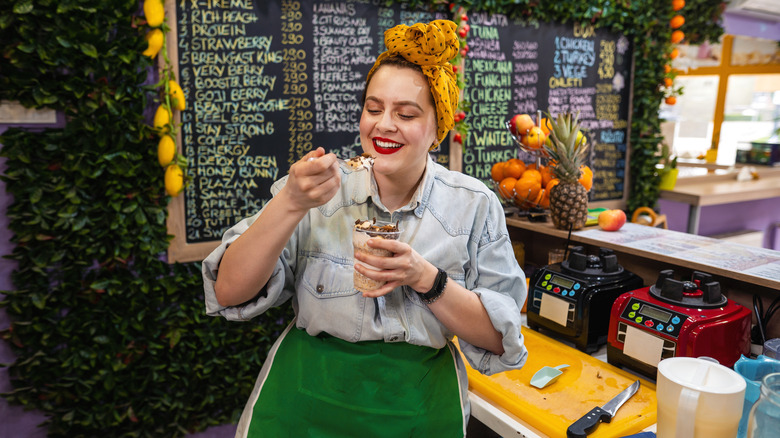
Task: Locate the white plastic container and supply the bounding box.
[656,356,746,438]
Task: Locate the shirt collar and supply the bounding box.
[355,155,437,217]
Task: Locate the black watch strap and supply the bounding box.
[417,267,448,304]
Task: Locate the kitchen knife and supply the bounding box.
[566,380,640,438]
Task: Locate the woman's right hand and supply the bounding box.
[282,147,341,213]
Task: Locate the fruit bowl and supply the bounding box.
[492,180,548,220]
[490,160,551,220]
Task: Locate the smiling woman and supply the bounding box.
[202,19,528,437]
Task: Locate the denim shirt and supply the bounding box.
[203,156,528,376]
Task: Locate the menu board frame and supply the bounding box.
[163,1,633,263]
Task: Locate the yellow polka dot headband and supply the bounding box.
[367,19,460,150]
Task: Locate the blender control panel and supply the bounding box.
[619,297,689,338]
[534,270,586,301]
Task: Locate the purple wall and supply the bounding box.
[0,123,53,437]
[658,198,780,250]
[723,11,780,41]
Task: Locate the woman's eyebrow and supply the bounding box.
[365,96,424,111]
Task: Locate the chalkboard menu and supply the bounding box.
[164,1,633,262]
[461,13,633,203]
[166,0,451,260]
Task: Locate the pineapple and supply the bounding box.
[543,112,590,230]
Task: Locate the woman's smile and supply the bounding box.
[373,137,403,154]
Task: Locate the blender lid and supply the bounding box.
[649,269,727,309]
[561,246,625,277]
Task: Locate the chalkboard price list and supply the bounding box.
[281,0,313,165]
[177,0,286,242]
[311,1,373,144]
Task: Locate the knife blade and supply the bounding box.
[566,380,640,438]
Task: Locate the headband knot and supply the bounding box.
[367,20,460,149]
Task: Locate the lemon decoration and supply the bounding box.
[157,135,176,167]
[142,28,163,58]
[576,130,586,146]
[153,105,170,135]
[164,164,184,197]
[168,80,186,111]
[144,0,165,28]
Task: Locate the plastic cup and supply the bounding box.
[352,222,401,292]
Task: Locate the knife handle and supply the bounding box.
[566,406,612,438]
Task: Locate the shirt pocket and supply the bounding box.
[297,255,365,341]
[300,255,356,298]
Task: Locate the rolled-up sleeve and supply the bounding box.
[457,200,528,375]
[202,180,296,321]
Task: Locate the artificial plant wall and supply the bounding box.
[0,0,723,436]
[0,1,291,436]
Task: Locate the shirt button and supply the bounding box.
[316,285,324,293]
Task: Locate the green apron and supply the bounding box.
[244,326,464,437]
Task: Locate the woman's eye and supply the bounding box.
[367,109,381,114]
[398,113,415,120]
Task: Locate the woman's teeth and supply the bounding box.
[375,140,402,149]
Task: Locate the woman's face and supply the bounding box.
[360,65,438,181]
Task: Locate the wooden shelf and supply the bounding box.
[506,218,780,291]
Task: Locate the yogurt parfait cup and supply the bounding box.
[352,220,401,292]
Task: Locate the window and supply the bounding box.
[660,35,780,173]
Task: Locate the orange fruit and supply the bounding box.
[670,15,684,29]
[539,165,554,187]
[525,162,538,171]
[664,64,672,74]
[531,187,545,206]
[521,168,542,184]
[498,177,518,199]
[671,30,684,44]
[672,0,685,11]
[504,160,526,179]
[664,77,673,88]
[546,178,560,192]
[539,117,553,136]
[538,189,550,209]
[579,165,593,192]
[491,162,507,182]
[670,48,679,59]
[521,127,546,149]
[665,96,677,105]
[514,177,541,205]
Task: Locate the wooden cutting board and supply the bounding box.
[459,327,657,438]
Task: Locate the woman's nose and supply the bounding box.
[376,111,397,132]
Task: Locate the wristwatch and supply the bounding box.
[417,267,448,304]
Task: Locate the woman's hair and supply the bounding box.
[362,20,459,148]
[360,54,430,105]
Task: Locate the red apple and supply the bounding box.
[510,113,535,136]
[598,209,627,231]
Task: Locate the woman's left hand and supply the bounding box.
[353,238,436,298]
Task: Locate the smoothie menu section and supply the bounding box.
[462,13,633,203]
[173,1,449,248]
